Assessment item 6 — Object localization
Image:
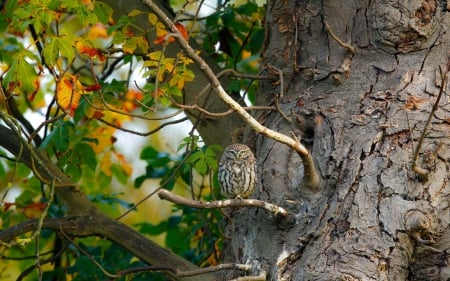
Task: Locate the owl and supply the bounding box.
[218,143,256,199]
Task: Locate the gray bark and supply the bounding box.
[224,0,450,280]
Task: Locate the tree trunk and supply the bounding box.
[223,1,450,280]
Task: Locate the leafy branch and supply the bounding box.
[143,0,321,190]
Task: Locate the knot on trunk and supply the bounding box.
[368,0,441,52]
[404,209,435,244]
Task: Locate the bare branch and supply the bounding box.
[99,117,189,136]
[157,189,288,217]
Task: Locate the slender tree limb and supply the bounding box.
[144,0,321,190]
[157,189,288,217]
[412,60,449,179]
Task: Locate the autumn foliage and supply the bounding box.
[0,0,264,279]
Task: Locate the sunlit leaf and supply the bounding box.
[42,35,76,66]
[56,73,84,115]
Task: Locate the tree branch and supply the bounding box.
[0,122,219,281]
[158,189,288,217]
[143,0,321,190]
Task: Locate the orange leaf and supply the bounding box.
[175,23,188,40]
[123,89,143,112]
[56,73,84,115]
[21,202,47,219]
[154,23,188,45]
[27,79,41,101]
[84,84,102,91]
[76,41,105,61]
[87,23,108,39]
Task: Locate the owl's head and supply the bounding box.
[222,143,254,161]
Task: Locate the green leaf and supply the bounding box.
[40,120,75,151]
[168,215,182,229]
[42,35,75,65]
[3,49,40,96]
[111,163,128,184]
[140,146,171,167]
[101,79,128,93]
[74,143,97,171]
[195,159,208,175]
[66,159,82,182]
[93,2,113,24]
[133,175,145,188]
[136,221,168,236]
[235,2,259,16]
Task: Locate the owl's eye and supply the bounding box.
[227,150,237,158]
[237,150,247,159]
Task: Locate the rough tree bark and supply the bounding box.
[223,0,450,280]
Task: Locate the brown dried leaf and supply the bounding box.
[405,96,427,110]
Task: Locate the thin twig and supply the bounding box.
[411,61,449,178]
[59,230,120,278]
[98,117,189,136]
[170,96,276,117]
[266,64,292,123]
[324,21,355,54]
[158,189,288,217]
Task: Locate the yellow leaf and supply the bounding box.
[115,152,132,176]
[179,54,193,65]
[100,151,112,176]
[155,22,167,37]
[88,126,116,154]
[148,51,162,61]
[128,9,143,17]
[56,73,84,115]
[148,13,158,25]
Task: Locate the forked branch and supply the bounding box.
[143,0,321,190]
